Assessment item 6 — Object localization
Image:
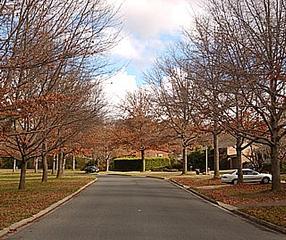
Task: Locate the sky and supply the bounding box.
[104,0,203,106]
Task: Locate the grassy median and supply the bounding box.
[0,170,95,230]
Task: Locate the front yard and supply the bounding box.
[171,175,286,228]
[0,170,95,230]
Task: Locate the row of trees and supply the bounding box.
[72,0,285,194]
[143,0,286,192]
[58,0,286,193]
[1,0,284,194]
[0,0,120,189]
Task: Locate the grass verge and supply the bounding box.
[241,206,286,228]
[0,170,95,230]
[171,176,286,228]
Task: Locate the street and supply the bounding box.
[6,175,285,240]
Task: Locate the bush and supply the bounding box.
[112,158,142,171]
[145,157,170,171]
[259,162,286,174]
[0,157,16,169]
[111,157,171,171]
[75,156,91,170]
[187,150,211,171]
[171,162,183,170]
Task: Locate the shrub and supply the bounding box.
[111,157,171,171]
[0,157,16,169]
[112,158,142,171]
[75,156,91,170]
[145,157,170,171]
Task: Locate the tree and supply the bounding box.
[76,121,119,171]
[181,19,225,178]
[0,0,120,189]
[147,56,201,174]
[206,0,286,191]
[118,89,166,172]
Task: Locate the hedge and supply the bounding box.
[145,157,171,171]
[111,157,171,171]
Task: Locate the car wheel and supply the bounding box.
[261,177,270,184]
[232,179,238,185]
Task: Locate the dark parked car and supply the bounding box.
[84,165,99,173]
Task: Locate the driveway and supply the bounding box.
[5,175,285,240]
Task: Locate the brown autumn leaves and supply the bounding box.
[146,0,286,192]
[1,0,286,193]
[0,0,120,189]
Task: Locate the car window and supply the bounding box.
[242,170,253,175]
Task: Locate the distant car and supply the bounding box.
[221,169,272,185]
[84,165,99,173]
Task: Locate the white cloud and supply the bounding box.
[112,33,165,72]
[109,0,204,69]
[107,0,205,98]
[118,0,196,38]
[112,35,141,60]
[104,70,138,107]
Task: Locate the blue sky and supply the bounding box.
[104,0,203,105]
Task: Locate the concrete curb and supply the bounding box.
[168,179,218,205]
[233,209,286,234]
[145,175,166,180]
[169,179,286,235]
[0,179,97,239]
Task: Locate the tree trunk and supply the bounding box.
[106,158,110,172]
[52,154,56,175]
[34,158,38,173]
[41,143,48,183]
[236,147,243,183]
[57,151,64,178]
[18,160,27,190]
[205,146,208,174]
[42,155,48,182]
[13,159,17,172]
[182,146,188,174]
[141,148,145,172]
[63,154,66,173]
[213,132,220,178]
[72,154,76,171]
[271,143,281,191]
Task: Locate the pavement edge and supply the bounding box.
[169,179,286,235]
[0,178,97,238]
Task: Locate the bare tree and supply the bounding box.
[0,0,120,189]
[118,89,165,172]
[207,0,286,191]
[179,19,225,178]
[147,55,202,174]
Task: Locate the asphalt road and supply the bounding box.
[5,175,285,240]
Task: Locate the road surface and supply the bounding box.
[5,175,285,240]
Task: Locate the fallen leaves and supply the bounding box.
[171,176,286,227]
[242,207,286,227]
[171,176,223,187]
[0,173,94,230]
